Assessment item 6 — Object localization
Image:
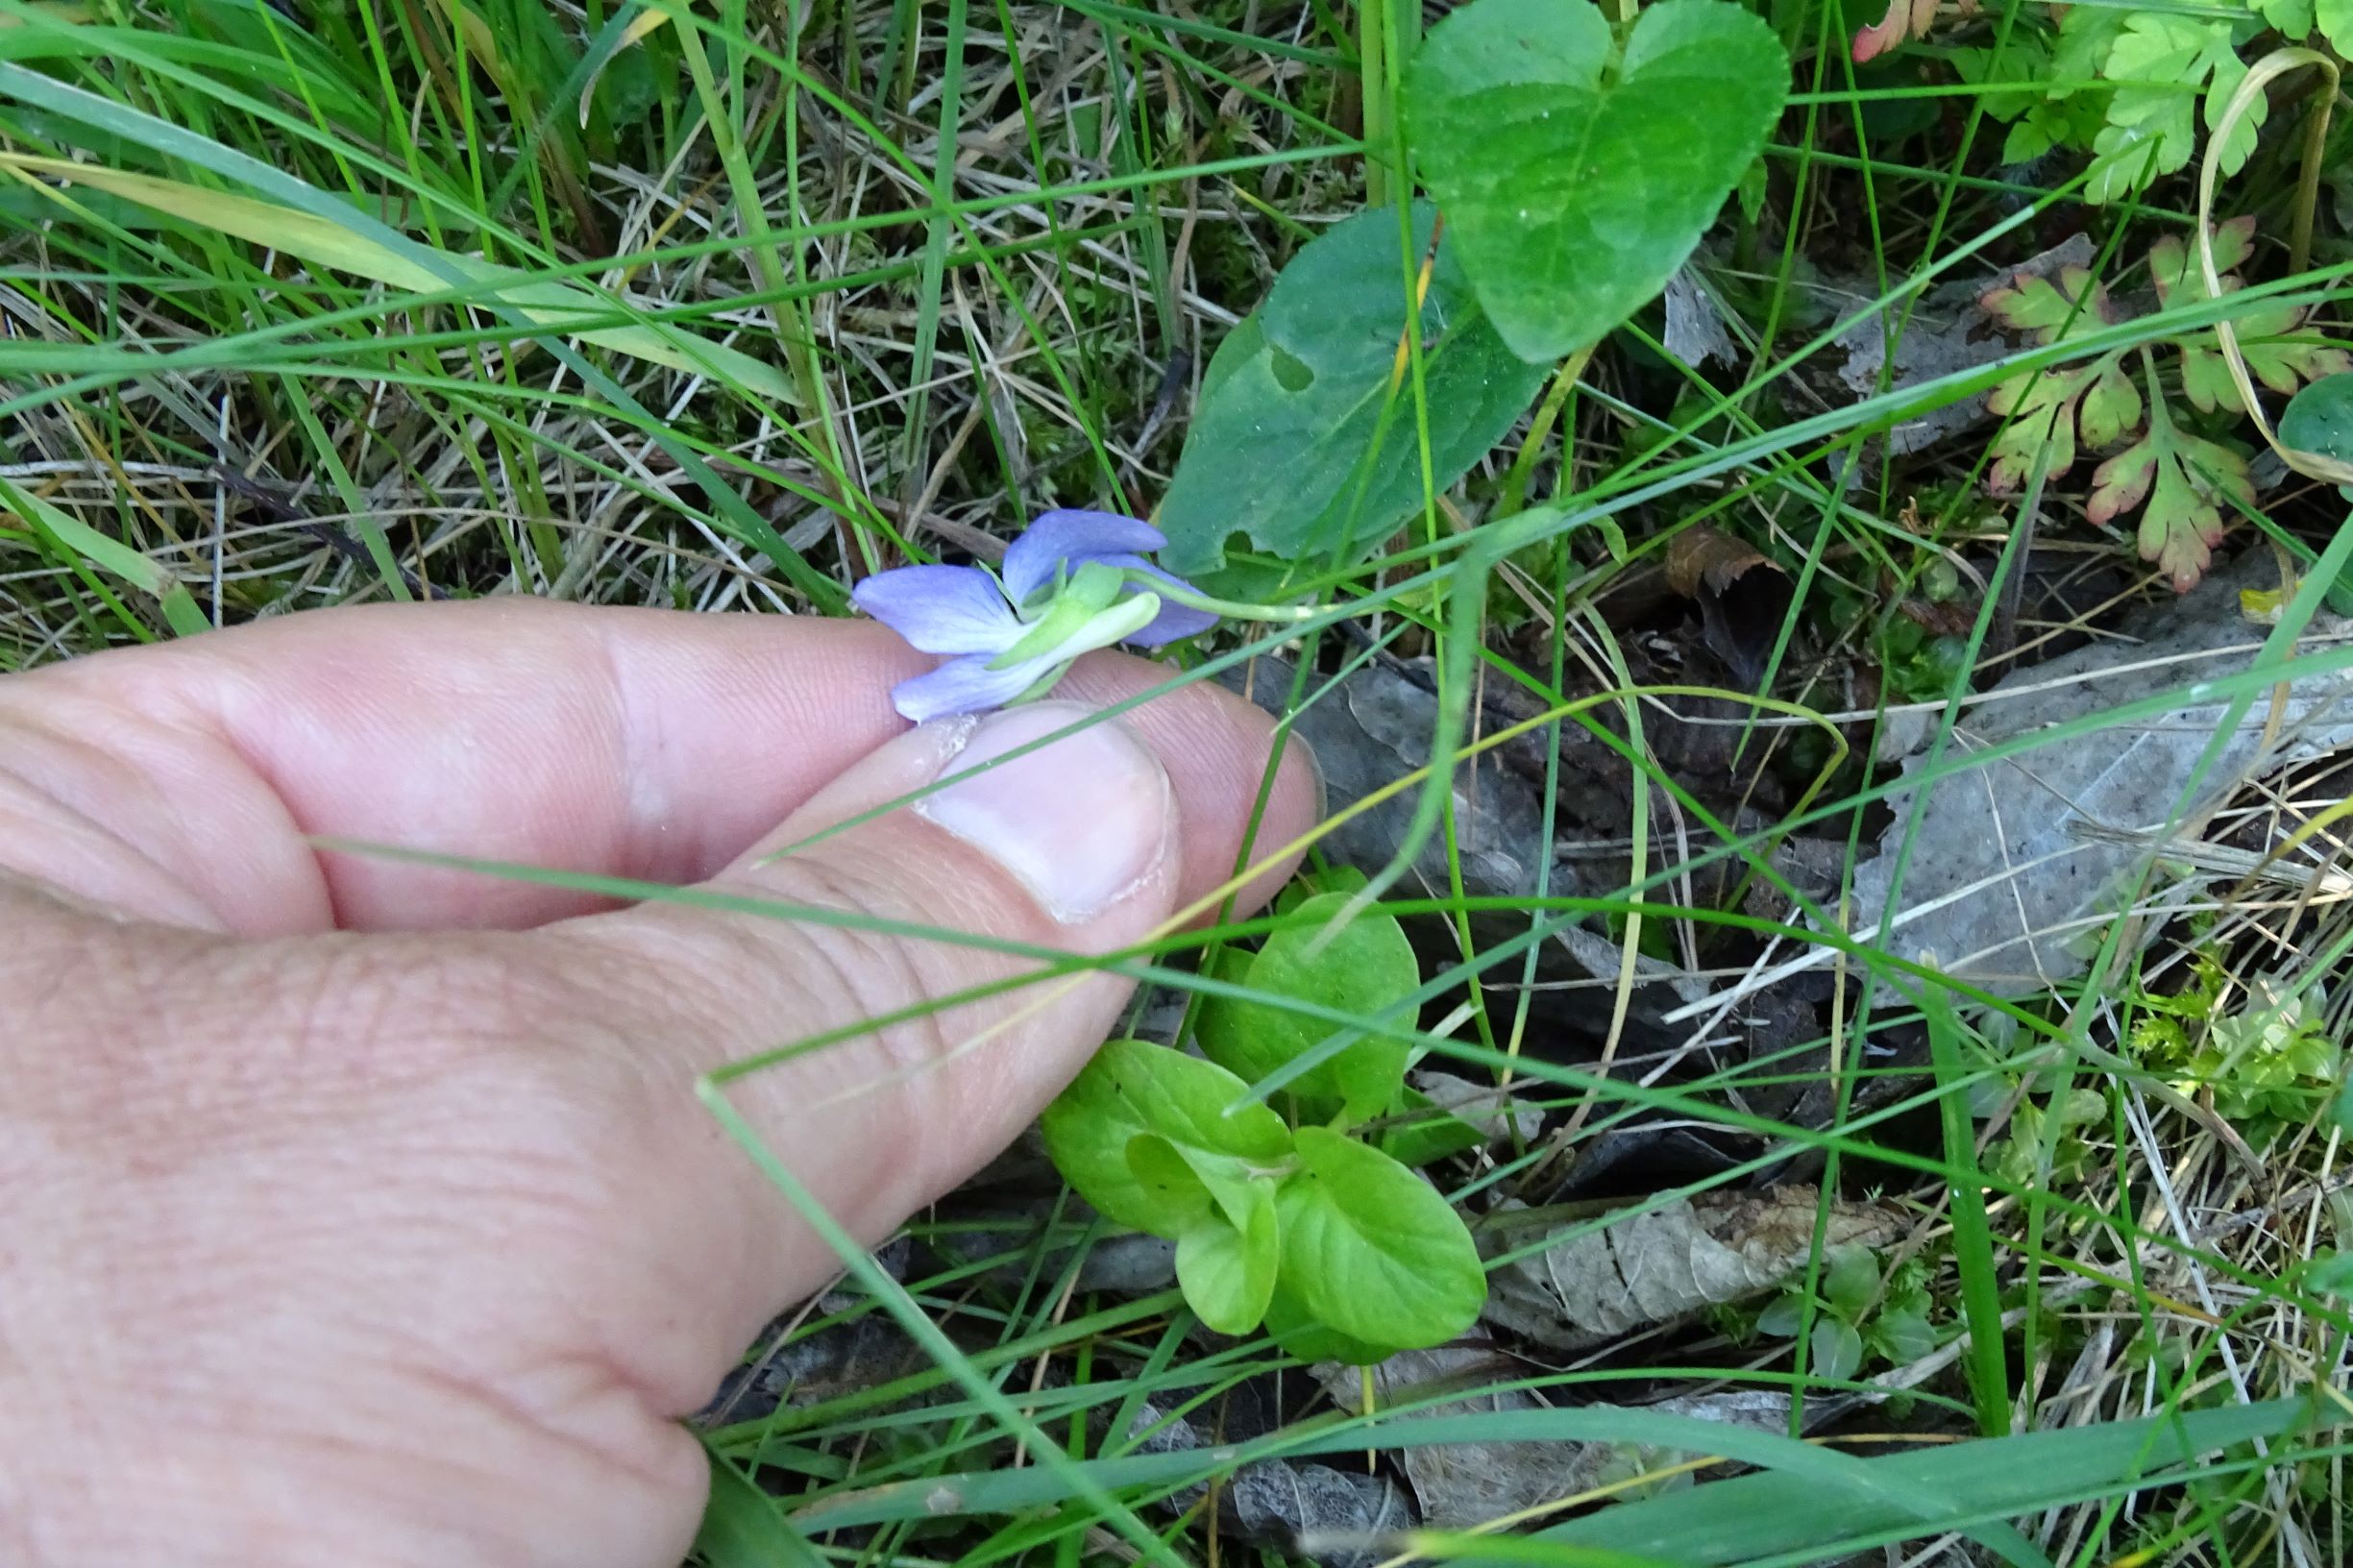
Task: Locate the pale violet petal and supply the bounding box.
[1002,510,1167,604]
[852,565,1020,654]
[1113,561,1218,645]
[890,652,1064,722]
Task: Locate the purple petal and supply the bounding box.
[1002,510,1168,604]
[1118,562,1219,646]
[852,565,1019,654]
[889,651,1065,722]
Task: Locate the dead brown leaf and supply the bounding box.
[1665,526,1795,691]
[1480,1186,1908,1350]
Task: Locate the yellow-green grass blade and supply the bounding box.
[0,154,800,406]
[0,476,207,638]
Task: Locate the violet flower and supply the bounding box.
[851,510,1219,722]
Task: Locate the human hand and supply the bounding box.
[0,599,1316,1567]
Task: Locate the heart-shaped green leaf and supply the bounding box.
[1406,0,1788,363]
[1155,203,1548,576]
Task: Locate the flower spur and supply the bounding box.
[851,510,1219,722]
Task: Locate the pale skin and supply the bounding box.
[0,599,1317,1567]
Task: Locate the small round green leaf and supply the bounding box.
[1873,1303,1938,1363]
[2306,1249,2353,1298]
[2278,372,2353,607]
[1406,0,1789,364]
[1197,893,1420,1125]
[1753,1294,1804,1340]
[1041,1040,1292,1236]
[1131,1133,1285,1237]
[1810,1316,1865,1384]
[1822,1246,1879,1319]
[1274,1126,1484,1349]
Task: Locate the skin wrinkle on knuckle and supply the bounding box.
[244,929,601,1095]
[8,919,619,1230]
[579,857,963,1086]
[0,761,181,908]
[788,889,961,1081]
[0,685,317,931]
[565,845,1074,1223]
[320,946,709,1275]
[372,1273,699,1496]
[588,619,676,878]
[752,847,1066,1092]
[9,935,692,1475]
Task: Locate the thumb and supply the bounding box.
[559,692,1310,1318]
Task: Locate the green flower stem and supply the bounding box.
[1126,572,1319,624]
[2289,57,2334,275]
[1360,0,1391,207]
[1496,342,1598,518]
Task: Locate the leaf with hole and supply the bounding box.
[1197,892,1420,1124]
[1274,1126,1484,1350]
[1040,1040,1291,1236]
[1405,0,1788,364]
[1155,204,1546,576]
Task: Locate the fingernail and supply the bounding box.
[918,702,1173,923]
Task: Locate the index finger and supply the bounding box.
[0,599,1308,937]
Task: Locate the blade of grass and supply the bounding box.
[0,474,208,635]
[1925,984,2012,1438]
